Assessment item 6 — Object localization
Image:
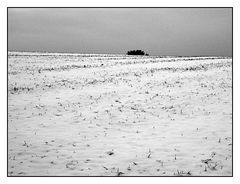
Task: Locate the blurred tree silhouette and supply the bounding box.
[127,50,149,56]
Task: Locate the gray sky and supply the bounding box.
[8,8,232,56]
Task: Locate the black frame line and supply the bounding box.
[7,7,233,177]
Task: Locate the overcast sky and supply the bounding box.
[8,8,232,56]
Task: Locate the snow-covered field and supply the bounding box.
[8,52,232,176]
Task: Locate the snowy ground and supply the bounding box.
[8,52,232,176]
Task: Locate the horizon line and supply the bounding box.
[7,50,232,58]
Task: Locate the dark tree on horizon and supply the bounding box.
[127,50,149,56]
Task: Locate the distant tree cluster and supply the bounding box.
[127,50,149,56]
